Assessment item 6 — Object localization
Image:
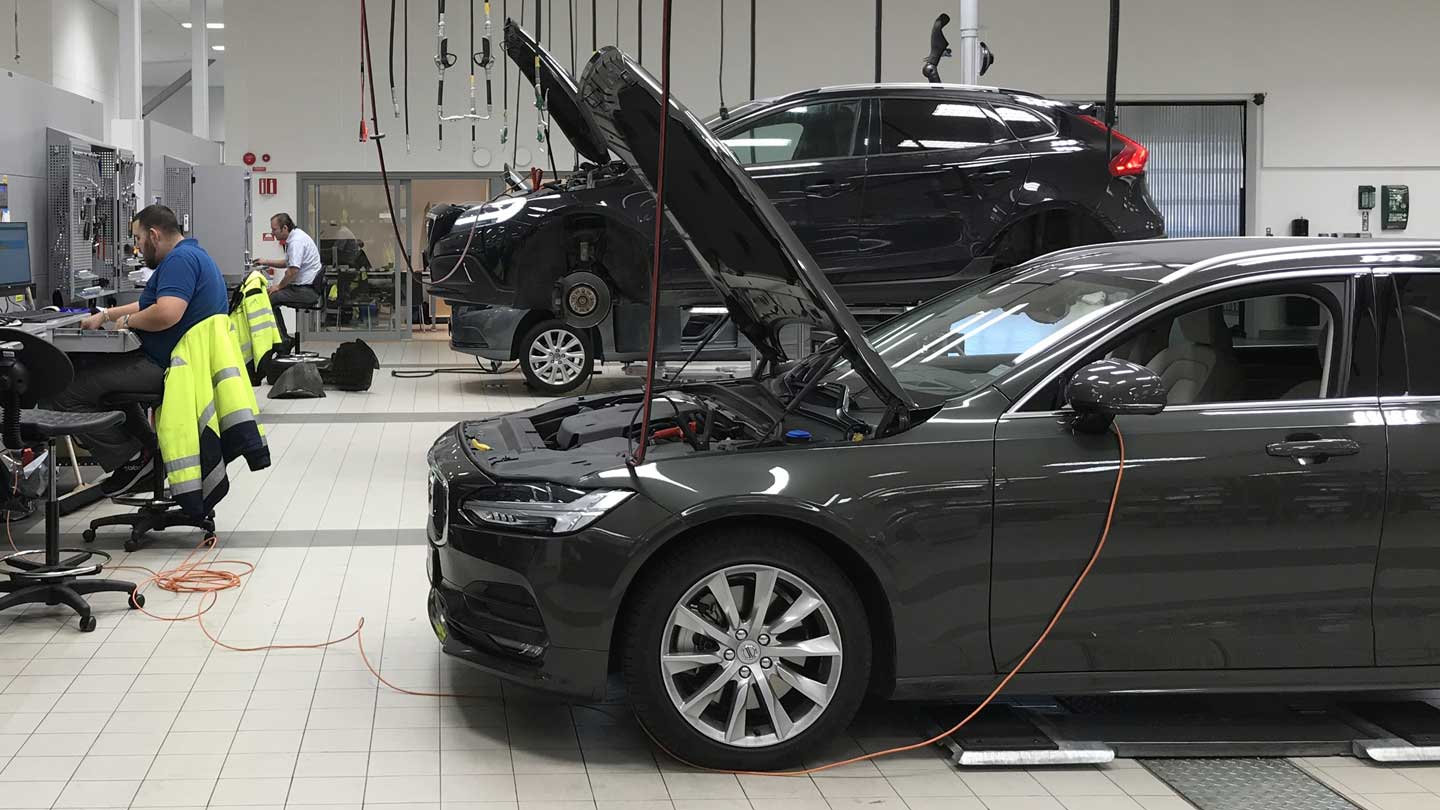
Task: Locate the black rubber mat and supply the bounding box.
[932,705,1057,751]
[1345,701,1440,746]
[1141,758,1360,810]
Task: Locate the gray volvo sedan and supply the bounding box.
[425,45,1440,769]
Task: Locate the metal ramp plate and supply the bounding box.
[1141,758,1360,810]
[936,704,1113,766]
[1345,700,1440,762]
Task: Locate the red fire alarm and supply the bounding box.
[261,153,271,162]
[242,152,257,166]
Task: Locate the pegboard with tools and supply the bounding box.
[45,129,141,305]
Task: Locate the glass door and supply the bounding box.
[300,177,411,338]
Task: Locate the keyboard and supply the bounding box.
[10,310,79,323]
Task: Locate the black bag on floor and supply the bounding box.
[319,339,380,392]
[268,361,326,399]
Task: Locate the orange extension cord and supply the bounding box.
[3,422,1126,775]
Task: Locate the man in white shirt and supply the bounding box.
[253,213,324,347]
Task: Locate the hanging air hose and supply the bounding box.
[404,0,411,152]
[717,0,727,119]
[360,0,411,273]
[436,0,495,154]
[500,0,510,146]
[434,0,457,149]
[630,0,674,467]
[388,0,399,116]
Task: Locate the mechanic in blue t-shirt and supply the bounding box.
[49,205,229,495]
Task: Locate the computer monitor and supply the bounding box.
[0,222,32,290]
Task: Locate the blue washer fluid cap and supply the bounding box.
[785,429,812,443]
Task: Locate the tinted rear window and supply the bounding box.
[879,98,1011,153]
[993,105,1056,139]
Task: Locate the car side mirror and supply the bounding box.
[1065,358,1167,433]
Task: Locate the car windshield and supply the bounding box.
[827,272,1151,403]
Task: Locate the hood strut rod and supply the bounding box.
[631,0,674,467]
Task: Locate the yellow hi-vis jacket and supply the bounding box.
[157,314,271,517]
[230,270,282,376]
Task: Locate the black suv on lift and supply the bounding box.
[424,21,1164,391]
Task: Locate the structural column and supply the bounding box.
[191,0,210,139]
[958,0,980,85]
[118,0,142,120]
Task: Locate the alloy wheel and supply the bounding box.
[660,564,843,749]
[528,328,586,386]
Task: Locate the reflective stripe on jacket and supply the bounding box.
[158,314,271,517]
[230,270,282,373]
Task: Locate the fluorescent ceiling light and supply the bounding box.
[211,45,225,51]
[181,22,225,29]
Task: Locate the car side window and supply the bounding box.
[1023,283,1349,411]
[992,105,1056,139]
[878,98,1011,153]
[721,100,864,166]
[1382,272,1440,395]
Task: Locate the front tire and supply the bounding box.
[517,320,593,394]
[622,531,871,771]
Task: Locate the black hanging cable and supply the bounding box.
[716,0,726,119]
[570,0,579,170]
[591,0,596,51]
[360,0,412,273]
[545,0,558,177]
[615,0,620,49]
[632,0,673,466]
[501,0,509,147]
[748,0,755,98]
[511,0,527,167]
[1104,0,1120,161]
[13,0,19,64]
[637,0,642,65]
[469,0,476,150]
[873,0,882,82]
[388,0,399,116]
[404,0,412,151]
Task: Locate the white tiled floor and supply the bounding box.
[7,331,1440,809]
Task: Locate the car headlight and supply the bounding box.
[461,484,633,534]
[454,196,526,228]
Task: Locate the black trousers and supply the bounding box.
[48,351,165,472]
[270,286,321,344]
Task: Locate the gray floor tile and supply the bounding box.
[209,775,293,805]
[287,775,368,804]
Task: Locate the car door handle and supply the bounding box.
[804,179,852,196]
[1266,436,1360,464]
[971,169,1014,183]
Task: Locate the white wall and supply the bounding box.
[0,0,54,84]
[225,0,1440,237]
[50,0,120,143]
[146,85,226,144]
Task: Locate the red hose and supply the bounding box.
[631,0,674,466]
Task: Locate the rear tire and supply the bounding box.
[517,320,594,395]
[621,530,871,771]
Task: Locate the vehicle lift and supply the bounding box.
[926,695,1440,766]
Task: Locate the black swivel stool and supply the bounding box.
[0,330,144,632]
[83,392,216,553]
[280,273,328,360]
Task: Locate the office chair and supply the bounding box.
[0,329,144,632]
[83,392,216,553]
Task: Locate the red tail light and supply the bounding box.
[1079,115,1149,177]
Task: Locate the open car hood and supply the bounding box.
[503,20,611,165]
[577,47,914,411]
